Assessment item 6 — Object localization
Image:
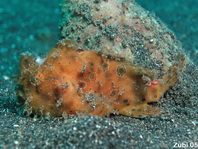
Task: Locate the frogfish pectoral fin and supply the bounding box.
[118,103,161,117]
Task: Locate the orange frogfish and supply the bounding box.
[16,40,183,117]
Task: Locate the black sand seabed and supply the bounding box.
[0,0,197,148]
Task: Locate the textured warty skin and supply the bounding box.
[17,40,184,117]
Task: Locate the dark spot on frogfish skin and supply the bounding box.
[76,49,84,52]
[54,88,61,99]
[110,90,119,96]
[154,95,158,98]
[78,80,87,88]
[123,99,128,103]
[102,60,109,71]
[117,65,127,77]
[78,72,84,78]
[123,99,130,106]
[89,72,97,81]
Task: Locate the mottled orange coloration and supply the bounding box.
[17,40,182,117]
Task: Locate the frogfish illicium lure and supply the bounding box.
[16,40,184,117]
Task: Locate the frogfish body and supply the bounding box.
[17,40,183,117]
